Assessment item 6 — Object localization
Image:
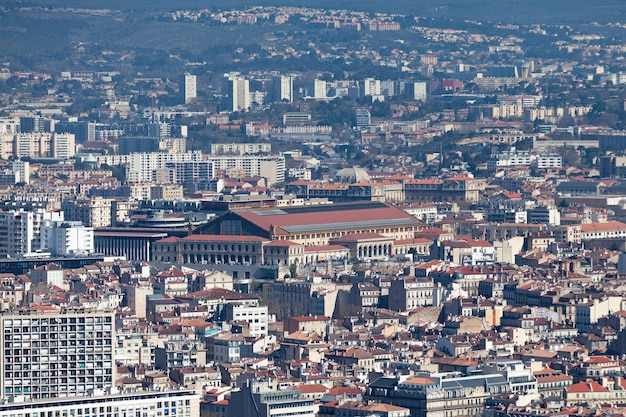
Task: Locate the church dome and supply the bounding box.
[335,166,370,183]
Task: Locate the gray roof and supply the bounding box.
[441,374,507,391]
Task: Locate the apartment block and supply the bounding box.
[0,309,115,400]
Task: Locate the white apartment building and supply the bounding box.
[40,220,94,256]
[0,133,75,159]
[273,75,294,103]
[180,73,197,104]
[52,133,75,159]
[0,208,63,257]
[0,117,20,134]
[287,168,311,181]
[205,155,285,186]
[0,390,199,417]
[126,151,204,183]
[13,160,29,184]
[487,149,531,169]
[224,74,250,111]
[412,81,428,101]
[0,210,35,257]
[0,309,115,400]
[210,143,271,155]
[218,302,269,338]
[534,153,563,168]
[361,78,381,96]
[312,79,327,99]
[165,160,215,183]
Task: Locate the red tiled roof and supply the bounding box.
[181,234,269,242]
[304,245,349,253]
[585,356,616,364]
[566,381,608,393]
[404,377,436,385]
[296,384,327,394]
[579,221,626,232]
[335,232,389,242]
[236,203,422,235]
[288,315,330,322]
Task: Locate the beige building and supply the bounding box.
[203,202,424,247]
[263,240,306,267]
[388,277,438,311]
[151,184,184,200]
[285,315,331,336]
[121,283,153,318]
[565,379,626,406]
[0,132,75,159]
[366,373,509,417]
[263,276,351,319]
[404,175,486,208]
[62,197,113,228]
[152,235,269,265]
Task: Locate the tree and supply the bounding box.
[371,100,391,118]
[289,263,298,279]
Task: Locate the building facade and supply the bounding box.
[0,309,115,401]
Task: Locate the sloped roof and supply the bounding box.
[234,202,422,235]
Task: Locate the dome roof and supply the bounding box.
[335,166,370,183]
[84,153,97,163]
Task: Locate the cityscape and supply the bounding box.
[2,1,626,417]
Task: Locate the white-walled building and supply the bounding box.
[0,132,75,159]
[218,302,269,337]
[12,160,29,184]
[273,75,294,103]
[534,153,563,168]
[40,220,94,256]
[181,73,197,104]
[0,208,63,257]
[412,81,428,101]
[224,74,250,111]
[0,309,115,400]
[205,155,286,186]
[126,151,204,183]
[210,143,271,155]
[29,263,65,287]
[311,79,327,99]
